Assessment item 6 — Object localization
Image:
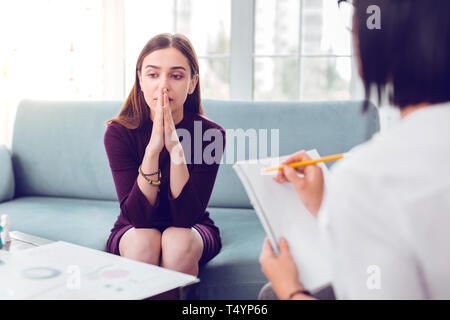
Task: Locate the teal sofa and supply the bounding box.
[0,99,379,299]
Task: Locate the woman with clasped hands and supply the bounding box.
[259,0,450,300]
[104,34,225,276]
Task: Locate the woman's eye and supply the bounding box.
[172,74,183,80]
[148,73,158,78]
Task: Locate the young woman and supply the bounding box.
[259,0,450,299]
[104,33,225,276]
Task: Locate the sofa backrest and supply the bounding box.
[12,100,119,201]
[11,99,379,208]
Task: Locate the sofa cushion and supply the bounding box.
[0,196,118,250]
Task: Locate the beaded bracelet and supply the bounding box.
[138,165,161,186]
[140,167,160,177]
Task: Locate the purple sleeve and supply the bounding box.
[104,123,159,228]
[168,128,225,228]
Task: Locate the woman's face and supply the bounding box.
[138,47,198,119]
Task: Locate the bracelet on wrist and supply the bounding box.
[138,165,161,187]
[140,167,160,177]
[286,289,313,300]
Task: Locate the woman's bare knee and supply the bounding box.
[119,227,162,265]
[160,227,203,275]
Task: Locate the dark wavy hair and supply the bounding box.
[108,33,203,129]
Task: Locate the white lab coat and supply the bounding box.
[318,102,450,299]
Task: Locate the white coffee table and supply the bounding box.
[0,231,198,300]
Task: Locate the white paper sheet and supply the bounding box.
[233,149,332,290]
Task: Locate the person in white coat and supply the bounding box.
[259,0,450,300]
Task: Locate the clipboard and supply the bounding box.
[233,149,332,290]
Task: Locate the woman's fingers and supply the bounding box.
[163,95,173,124]
[273,168,288,183]
[282,151,315,175]
[282,151,310,172]
[304,164,321,182]
[158,88,164,108]
[278,237,291,255]
[154,89,163,119]
[163,95,176,136]
[282,150,309,165]
[151,90,164,146]
[155,98,164,126]
[278,150,323,187]
[260,238,275,261]
[163,88,169,109]
[283,165,305,190]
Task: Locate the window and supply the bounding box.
[254,0,352,101]
[1,0,359,145]
[0,0,103,145]
[122,0,354,101]
[124,0,231,99]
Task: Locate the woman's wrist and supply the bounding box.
[166,140,179,154]
[277,281,315,300]
[145,147,160,160]
[288,290,316,300]
[168,142,185,164]
[142,150,160,174]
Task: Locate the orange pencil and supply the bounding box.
[264,153,344,172]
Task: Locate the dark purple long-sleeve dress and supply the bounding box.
[104,110,225,266]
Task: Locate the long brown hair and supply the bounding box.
[108,33,204,129]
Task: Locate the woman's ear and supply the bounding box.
[188,74,199,94]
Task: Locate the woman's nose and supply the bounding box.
[158,75,170,91]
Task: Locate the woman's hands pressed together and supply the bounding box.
[162,89,182,155]
[143,87,189,199]
[146,88,183,158]
[146,88,165,156]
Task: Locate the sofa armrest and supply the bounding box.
[0,145,15,203]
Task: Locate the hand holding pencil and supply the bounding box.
[272,151,331,217]
[265,153,343,172]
